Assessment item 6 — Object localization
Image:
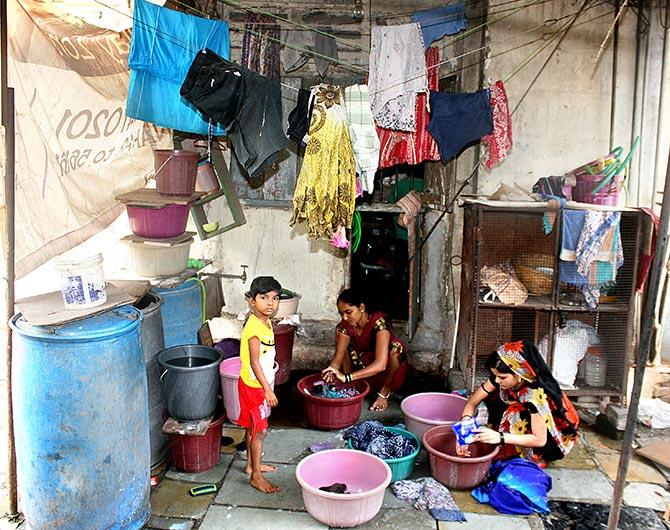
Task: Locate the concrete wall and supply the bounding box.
[201,1,662,378]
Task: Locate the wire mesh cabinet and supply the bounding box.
[455,201,642,400]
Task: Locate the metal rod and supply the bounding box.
[609,0,620,151]
[1,0,18,516]
[2,90,17,518]
[607,147,670,530]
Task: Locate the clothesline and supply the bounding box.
[93,0,612,103]
[409,0,594,265]
[380,0,556,21]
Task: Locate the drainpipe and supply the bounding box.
[1,0,18,517]
[633,7,650,206]
[609,0,620,151]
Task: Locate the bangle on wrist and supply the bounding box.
[499,432,505,445]
[344,373,352,383]
[461,414,473,421]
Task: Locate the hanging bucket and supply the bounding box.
[158,345,223,421]
[153,149,199,196]
[195,160,221,193]
[54,252,107,309]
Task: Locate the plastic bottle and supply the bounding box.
[584,345,607,387]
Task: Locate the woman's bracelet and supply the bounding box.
[460,414,473,421]
[344,373,352,383]
[499,432,506,446]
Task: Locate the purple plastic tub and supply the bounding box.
[572,174,622,206]
[400,392,467,442]
[126,204,190,239]
[296,449,391,527]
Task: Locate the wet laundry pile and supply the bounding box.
[318,483,348,494]
[344,420,416,459]
[392,477,465,522]
[308,381,361,399]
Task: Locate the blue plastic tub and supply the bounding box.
[347,426,420,483]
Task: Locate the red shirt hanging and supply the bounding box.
[376,47,441,168]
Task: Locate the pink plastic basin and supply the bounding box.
[126,204,190,239]
[296,449,391,527]
[423,425,499,490]
[400,392,467,441]
[219,357,278,424]
[297,374,370,430]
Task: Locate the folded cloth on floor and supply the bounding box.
[126,0,229,134]
[428,89,493,161]
[369,23,427,132]
[344,420,416,459]
[180,49,288,178]
[392,477,465,522]
[411,2,468,47]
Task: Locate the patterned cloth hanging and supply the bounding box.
[290,84,356,240]
[376,47,441,169]
[241,13,281,80]
[482,80,513,169]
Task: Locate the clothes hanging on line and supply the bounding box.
[241,13,281,80]
[482,80,513,169]
[126,0,229,135]
[376,47,441,169]
[290,84,357,240]
[344,84,380,194]
[180,49,287,178]
[369,23,427,132]
[558,210,623,308]
[287,88,314,146]
[427,88,493,162]
[314,29,339,77]
[411,1,468,48]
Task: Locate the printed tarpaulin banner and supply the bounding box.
[7,0,171,277]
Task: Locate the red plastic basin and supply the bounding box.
[423,425,499,490]
[169,415,224,473]
[126,204,190,239]
[297,374,370,430]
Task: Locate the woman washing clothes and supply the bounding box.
[322,288,408,411]
[457,340,579,467]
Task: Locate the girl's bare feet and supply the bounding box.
[245,463,278,474]
[250,475,280,493]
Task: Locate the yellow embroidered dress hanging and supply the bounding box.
[290,84,356,240]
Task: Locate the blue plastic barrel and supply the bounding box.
[153,279,203,348]
[10,306,150,530]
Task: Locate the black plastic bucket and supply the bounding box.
[158,345,223,421]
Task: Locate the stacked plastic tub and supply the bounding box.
[121,149,200,278]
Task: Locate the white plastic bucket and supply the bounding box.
[125,238,192,278]
[54,253,107,309]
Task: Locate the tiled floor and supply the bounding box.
[139,376,670,530]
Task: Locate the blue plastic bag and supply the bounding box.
[472,458,552,515]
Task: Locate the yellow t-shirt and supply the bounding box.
[239,314,276,388]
